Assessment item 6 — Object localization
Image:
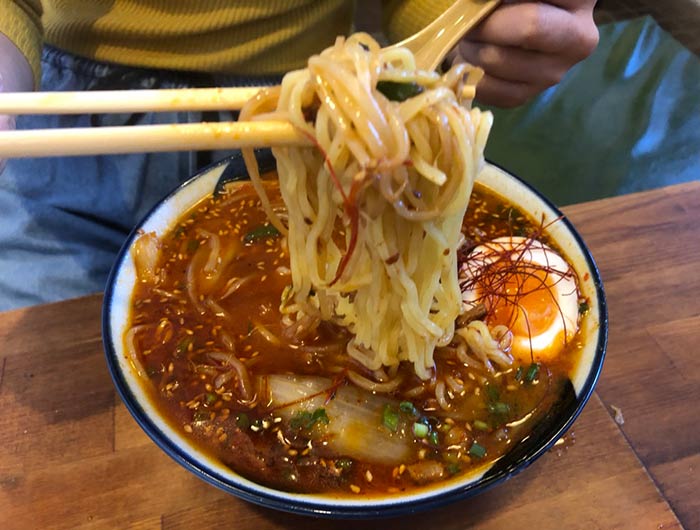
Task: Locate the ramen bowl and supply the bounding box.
[102,150,607,518]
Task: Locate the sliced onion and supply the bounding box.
[124,325,149,379]
[219,272,258,300]
[132,232,161,284]
[252,320,281,346]
[207,351,253,401]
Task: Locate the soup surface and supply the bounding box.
[125,178,586,496]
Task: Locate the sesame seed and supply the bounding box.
[350,485,361,494]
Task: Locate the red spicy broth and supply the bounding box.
[124,178,587,496]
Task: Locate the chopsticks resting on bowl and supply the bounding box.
[0,87,312,158]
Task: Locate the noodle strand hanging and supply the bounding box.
[241,33,493,380]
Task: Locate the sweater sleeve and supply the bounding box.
[382,0,453,44]
[0,1,43,88]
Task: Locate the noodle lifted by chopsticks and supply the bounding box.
[241,33,492,380]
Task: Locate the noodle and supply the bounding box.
[241,33,492,380]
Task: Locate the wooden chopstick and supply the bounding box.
[0,87,266,115]
[0,121,311,158]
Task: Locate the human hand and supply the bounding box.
[455,0,599,107]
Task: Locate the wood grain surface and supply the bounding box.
[1,181,698,530]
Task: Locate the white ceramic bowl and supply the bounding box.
[103,151,607,518]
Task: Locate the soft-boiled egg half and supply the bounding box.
[460,236,580,363]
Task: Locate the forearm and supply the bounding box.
[1,31,34,172]
[0,32,34,93]
[0,0,43,89]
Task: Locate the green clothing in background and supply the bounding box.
[485,17,700,206]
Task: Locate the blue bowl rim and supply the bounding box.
[102,151,608,519]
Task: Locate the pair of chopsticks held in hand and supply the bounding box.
[0,81,479,159]
[0,87,309,158]
[0,0,499,159]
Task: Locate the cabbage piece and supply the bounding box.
[260,375,414,465]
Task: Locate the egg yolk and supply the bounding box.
[485,266,568,363]
[460,236,580,365]
[488,267,558,335]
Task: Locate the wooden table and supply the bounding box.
[1,181,698,529]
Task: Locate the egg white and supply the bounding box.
[460,236,580,363]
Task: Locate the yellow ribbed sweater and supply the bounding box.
[1,0,453,87]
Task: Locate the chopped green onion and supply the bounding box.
[506,207,523,221]
[205,392,217,405]
[428,430,440,446]
[382,404,400,432]
[469,442,487,459]
[186,239,200,253]
[243,224,280,243]
[412,422,429,438]
[473,420,489,431]
[488,402,510,415]
[335,458,353,470]
[486,383,500,402]
[193,410,210,423]
[376,80,424,102]
[579,301,590,314]
[312,408,330,425]
[525,363,540,383]
[175,336,193,357]
[236,413,250,430]
[400,401,418,417]
[289,411,307,430]
[291,408,330,430]
[446,463,461,475]
[514,366,524,381]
